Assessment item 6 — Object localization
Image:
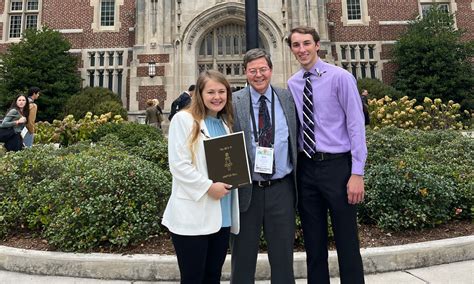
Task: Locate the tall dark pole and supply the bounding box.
[245,0,259,51]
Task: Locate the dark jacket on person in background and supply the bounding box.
[168,92,191,121]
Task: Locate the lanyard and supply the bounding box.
[249,87,276,146]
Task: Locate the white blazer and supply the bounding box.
[162,111,240,236]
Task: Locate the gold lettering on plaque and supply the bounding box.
[224,152,233,171]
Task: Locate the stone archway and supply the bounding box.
[180,2,284,89]
[195,22,268,89]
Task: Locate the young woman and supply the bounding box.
[162,70,239,284]
[0,94,29,151]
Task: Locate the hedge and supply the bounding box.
[0,139,171,251]
[1,124,472,251]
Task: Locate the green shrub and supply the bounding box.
[92,122,164,148]
[44,146,171,251]
[361,127,474,230]
[63,87,127,119]
[364,158,457,230]
[0,144,172,251]
[0,145,64,236]
[128,138,169,172]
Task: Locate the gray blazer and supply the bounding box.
[232,86,298,212]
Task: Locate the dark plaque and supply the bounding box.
[203,131,251,190]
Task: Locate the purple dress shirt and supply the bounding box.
[287,59,367,175]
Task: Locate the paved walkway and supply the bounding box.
[0,236,472,283]
[0,260,472,283]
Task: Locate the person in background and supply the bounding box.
[24,87,40,147]
[287,26,367,284]
[360,89,370,125]
[168,84,195,121]
[230,48,298,284]
[152,98,164,129]
[145,99,163,129]
[0,94,30,151]
[162,70,239,284]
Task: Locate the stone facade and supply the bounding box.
[0,0,472,120]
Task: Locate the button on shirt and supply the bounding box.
[249,85,293,181]
[287,59,367,175]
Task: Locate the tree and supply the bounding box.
[392,6,474,110]
[64,87,128,119]
[357,78,403,100]
[0,27,81,121]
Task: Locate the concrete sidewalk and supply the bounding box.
[0,260,472,283]
[0,236,473,282]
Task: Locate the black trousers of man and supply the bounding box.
[298,153,364,284]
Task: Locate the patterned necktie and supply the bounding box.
[258,95,272,147]
[258,95,274,179]
[302,71,316,158]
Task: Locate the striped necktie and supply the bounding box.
[302,71,316,158]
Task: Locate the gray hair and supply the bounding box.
[243,48,273,70]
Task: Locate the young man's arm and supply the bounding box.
[26,103,37,133]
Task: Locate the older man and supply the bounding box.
[230,48,298,284]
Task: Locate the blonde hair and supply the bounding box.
[152,99,160,106]
[186,70,234,163]
[146,99,154,107]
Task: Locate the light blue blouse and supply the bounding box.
[204,115,232,228]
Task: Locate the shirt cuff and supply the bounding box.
[351,162,365,176]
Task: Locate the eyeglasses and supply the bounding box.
[246,67,270,76]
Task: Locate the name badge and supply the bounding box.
[254,146,274,174]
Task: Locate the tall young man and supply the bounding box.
[287,26,367,284]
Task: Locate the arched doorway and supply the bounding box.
[197,22,268,90]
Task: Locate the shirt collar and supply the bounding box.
[302,58,325,78]
[250,85,272,103]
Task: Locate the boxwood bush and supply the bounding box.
[361,127,473,230]
[92,123,168,171]
[92,122,165,147]
[0,142,171,251]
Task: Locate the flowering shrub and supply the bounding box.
[368,96,472,130]
[35,112,124,146]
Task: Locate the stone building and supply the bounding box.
[0,0,472,120]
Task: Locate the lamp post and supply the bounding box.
[148,60,156,78]
[245,0,259,50]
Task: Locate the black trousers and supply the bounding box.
[298,154,364,284]
[171,227,230,284]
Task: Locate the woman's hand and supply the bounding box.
[17,116,26,124]
[207,182,232,200]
